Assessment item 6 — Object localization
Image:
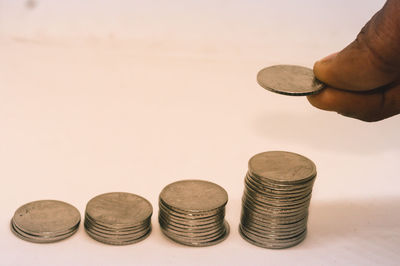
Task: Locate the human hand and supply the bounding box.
[307,0,400,122]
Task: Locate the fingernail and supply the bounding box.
[318,52,338,63]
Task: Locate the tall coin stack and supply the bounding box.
[159,180,229,247]
[84,192,152,245]
[239,151,317,249]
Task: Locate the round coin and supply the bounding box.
[239,225,307,249]
[159,180,228,212]
[248,151,316,184]
[161,221,230,247]
[257,65,325,96]
[12,200,80,237]
[240,151,317,249]
[84,192,153,245]
[85,192,152,228]
[159,179,229,247]
[85,225,151,246]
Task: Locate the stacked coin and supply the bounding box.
[84,192,152,245]
[11,200,80,243]
[239,151,317,249]
[159,180,229,247]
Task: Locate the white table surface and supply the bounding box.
[1,0,399,265]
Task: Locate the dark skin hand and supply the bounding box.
[307,0,400,122]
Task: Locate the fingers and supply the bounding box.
[309,0,400,121]
[314,0,400,91]
[307,82,400,122]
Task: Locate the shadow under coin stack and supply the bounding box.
[240,151,317,249]
[11,200,80,243]
[159,180,229,247]
[84,192,152,245]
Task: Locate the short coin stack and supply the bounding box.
[11,200,80,243]
[159,180,229,247]
[240,151,317,249]
[84,192,152,245]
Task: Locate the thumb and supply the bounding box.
[314,0,400,91]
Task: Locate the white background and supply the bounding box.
[1,0,399,265]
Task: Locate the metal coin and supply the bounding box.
[84,192,152,245]
[84,221,150,239]
[239,225,307,249]
[257,65,325,96]
[159,179,229,247]
[242,223,306,240]
[241,209,308,226]
[159,215,225,232]
[161,221,230,247]
[159,180,228,212]
[240,151,317,249]
[84,218,150,235]
[248,151,316,184]
[11,200,80,243]
[85,192,152,228]
[11,220,79,244]
[245,172,315,191]
[244,182,313,201]
[84,213,151,232]
[242,216,307,231]
[159,214,224,229]
[159,221,226,238]
[85,226,151,246]
[159,199,225,219]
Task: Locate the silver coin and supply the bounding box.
[246,172,315,191]
[85,226,151,246]
[164,229,226,243]
[159,202,225,220]
[12,218,80,237]
[239,225,307,249]
[11,200,80,241]
[242,196,310,213]
[243,211,308,222]
[84,221,150,240]
[240,224,306,242]
[242,223,306,240]
[242,216,307,231]
[85,192,152,228]
[159,199,225,219]
[245,176,314,193]
[84,214,151,233]
[159,180,228,212]
[159,216,225,232]
[160,221,226,238]
[243,190,312,207]
[241,209,308,225]
[159,179,229,247]
[240,151,317,249]
[85,218,150,235]
[84,192,152,245]
[161,221,230,247]
[11,220,79,244]
[244,183,313,202]
[159,214,224,230]
[257,65,325,96]
[248,151,316,185]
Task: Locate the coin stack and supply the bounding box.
[159,180,229,247]
[239,151,317,249]
[84,192,152,245]
[11,200,80,243]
